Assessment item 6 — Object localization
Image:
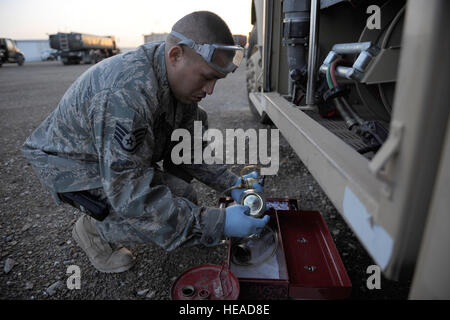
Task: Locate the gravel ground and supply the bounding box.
[0,59,410,300]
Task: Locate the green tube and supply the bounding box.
[326,65,334,89]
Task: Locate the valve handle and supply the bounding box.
[239,165,264,189]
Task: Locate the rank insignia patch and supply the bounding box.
[114,123,147,153]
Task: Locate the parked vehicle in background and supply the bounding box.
[49,32,120,65]
[0,38,25,67]
[40,48,58,61]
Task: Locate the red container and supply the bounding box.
[222,197,352,300]
[171,263,240,300]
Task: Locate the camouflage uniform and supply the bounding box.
[21,42,238,251]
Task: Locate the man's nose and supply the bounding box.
[203,79,217,95]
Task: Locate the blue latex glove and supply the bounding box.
[231,171,264,203]
[224,205,270,238]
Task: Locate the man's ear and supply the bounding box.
[167,45,184,66]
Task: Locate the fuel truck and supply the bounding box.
[49,32,120,65]
[246,0,449,299]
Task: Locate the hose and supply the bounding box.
[326,63,334,89]
[330,58,344,87]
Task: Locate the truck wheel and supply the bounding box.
[17,55,24,66]
[246,26,271,125]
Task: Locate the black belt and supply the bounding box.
[58,191,109,221]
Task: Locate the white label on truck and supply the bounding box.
[343,187,393,270]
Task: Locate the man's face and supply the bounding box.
[166,46,226,104]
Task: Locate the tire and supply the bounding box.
[62,58,77,65]
[17,55,24,66]
[246,26,272,125]
[247,26,258,60]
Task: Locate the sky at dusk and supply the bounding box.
[0,0,253,48]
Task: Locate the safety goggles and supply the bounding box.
[170,31,244,75]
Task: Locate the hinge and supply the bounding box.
[368,120,404,197]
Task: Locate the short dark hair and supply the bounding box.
[166,11,234,51]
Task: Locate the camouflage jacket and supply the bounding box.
[21,42,238,250]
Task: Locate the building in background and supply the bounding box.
[15,39,51,62]
[233,34,247,47]
[143,33,168,44]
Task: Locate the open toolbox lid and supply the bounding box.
[221,197,352,300]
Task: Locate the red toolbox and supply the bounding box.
[221,198,352,300]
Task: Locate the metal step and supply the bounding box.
[303,109,369,152]
[59,34,69,51]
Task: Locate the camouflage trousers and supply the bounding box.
[88,164,198,245]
